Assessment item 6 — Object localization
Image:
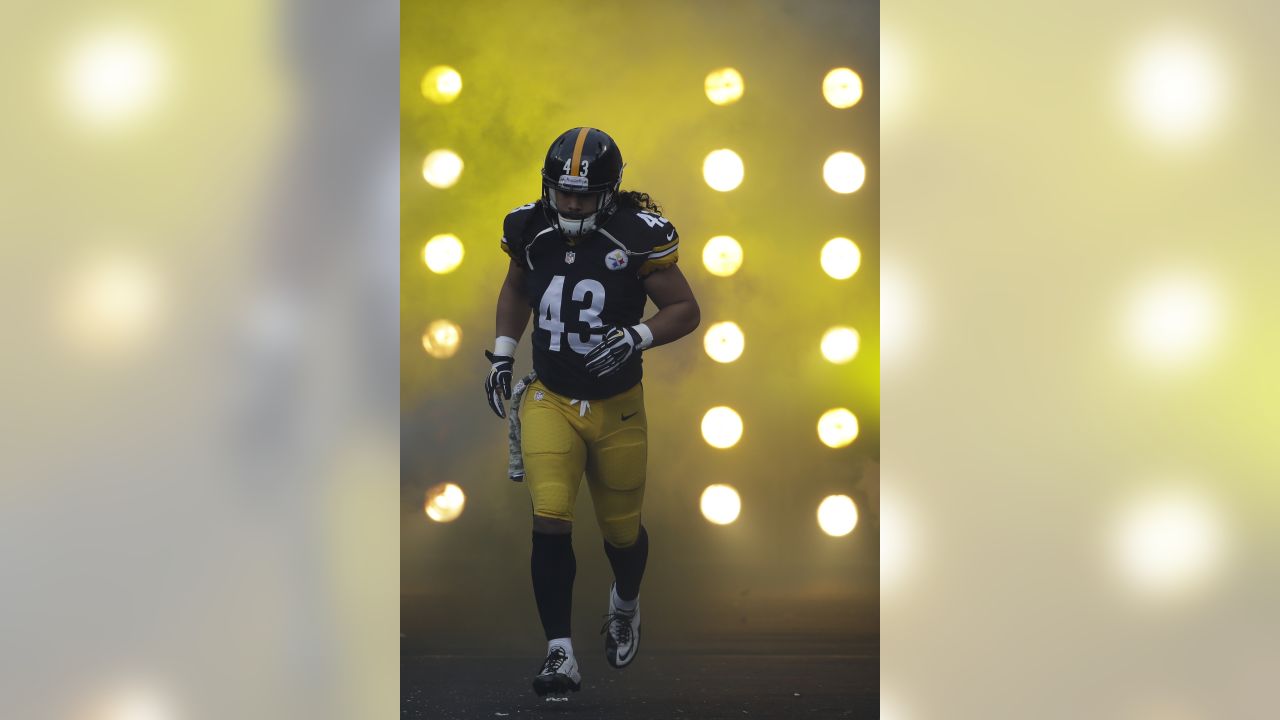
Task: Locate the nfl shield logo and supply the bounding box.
[565,251,576,264]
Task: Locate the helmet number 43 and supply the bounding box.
[562,158,590,176]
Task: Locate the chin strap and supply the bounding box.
[557,214,596,239]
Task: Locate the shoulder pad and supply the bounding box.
[606,208,679,253]
[605,208,680,276]
[503,202,540,240]
[500,201,542,264]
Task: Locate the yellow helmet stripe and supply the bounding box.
[569,127,590,176]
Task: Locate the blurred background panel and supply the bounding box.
[20,0,1278,716]
[400,0,880,675]
[0,0,398,718]
[882,1,1280,718]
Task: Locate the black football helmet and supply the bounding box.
[541,127,624,238]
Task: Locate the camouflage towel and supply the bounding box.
[507,371,537,482]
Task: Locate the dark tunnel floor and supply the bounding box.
[401,636,879,719]
[402,550,880,717]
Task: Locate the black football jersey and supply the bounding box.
[500,201,681,400]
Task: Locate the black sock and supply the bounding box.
[603,525,649,602]
[531,531,576,640]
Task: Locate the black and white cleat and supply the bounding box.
[532,646,581,698]
[601,585,641,669]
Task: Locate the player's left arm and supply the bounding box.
[640,265,700,348]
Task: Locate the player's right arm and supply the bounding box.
[495,259,531,341]
[486,203,538,418]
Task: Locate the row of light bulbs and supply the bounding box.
[421,146,865,195]
[422,232,861,279]
[704,66,864,109]
[701,405,860,449]
[421,317,858,366]
[700,148,866,194]
[702,321,860,364]
[424,481,860,537]
[701,485,859,536]
[700,234,861,279]
[420,64,863,110]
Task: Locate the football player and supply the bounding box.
[484,127,700,697]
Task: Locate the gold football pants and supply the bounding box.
[519,378,647,547]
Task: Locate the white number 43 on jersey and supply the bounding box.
[636,212,668,228]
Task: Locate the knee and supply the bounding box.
[600,515,641,548]
[533,515,573,535]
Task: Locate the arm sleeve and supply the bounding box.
[637,224,679,277]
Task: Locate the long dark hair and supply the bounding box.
[615,190,662,215]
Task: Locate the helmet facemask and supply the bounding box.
[545,187,616,238]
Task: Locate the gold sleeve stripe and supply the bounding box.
[648,241,679,260]
[649,237,678,254]
[638,249,679,276]
[499,239,514,257]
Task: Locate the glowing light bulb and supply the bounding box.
[421,65,462,104]
[701,406,743,449]
[1123,30,1226,145]
[823,152,866,194]
[83,679,177,720]
[817,495,859,536]
[821,237,861,280]
[703,322,745,363]
[423,149,464,188]
[422,234,464,274]
[700,484,742,525]
[1123,271,1222,369]
[821,326,860,364]
[703,149,744,192]
[63,26,166,129]
[823,67,863,108]
[59,251,162,355]
[421,319,461,358]
[817,408,859,448]
[425,482,466,522]
[705,67,745,105]
[1112,486,1224,597]
[702,236,743,277]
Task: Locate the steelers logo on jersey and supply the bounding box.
[605,248,629,271]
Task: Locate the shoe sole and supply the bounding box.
[532,673,582,697]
